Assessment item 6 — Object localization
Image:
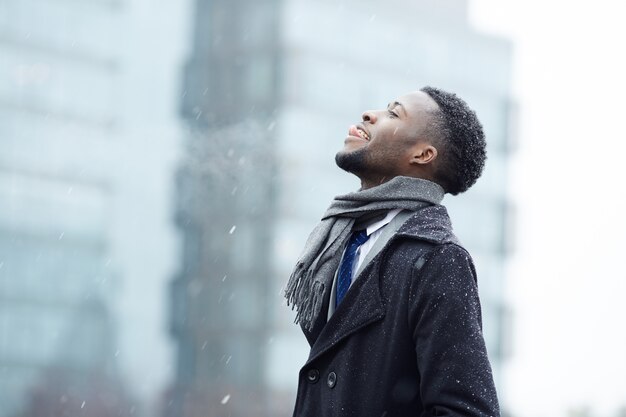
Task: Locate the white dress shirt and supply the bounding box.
[327,209,402,319]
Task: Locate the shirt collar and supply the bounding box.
[366,208,403,236]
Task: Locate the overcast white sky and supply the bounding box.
[469,1,626,416]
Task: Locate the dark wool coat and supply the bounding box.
[292,205,500,417]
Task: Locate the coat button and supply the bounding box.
[306,368,320,384]
[327,371,337,389]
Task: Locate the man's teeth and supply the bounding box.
[358,129,368,140]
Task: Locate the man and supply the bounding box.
[285,86,500,416]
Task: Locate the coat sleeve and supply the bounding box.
[407,244,500,417]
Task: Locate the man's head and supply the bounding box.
[335,87,486,195]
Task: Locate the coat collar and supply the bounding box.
[301,204,459,364]
[395,204,460,245]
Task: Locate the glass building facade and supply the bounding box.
[166,1,281,416]
[0,2,123,415]
[0,1,185,416]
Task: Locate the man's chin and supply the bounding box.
[335,148,367,174]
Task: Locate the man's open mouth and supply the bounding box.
[348,125,370,141]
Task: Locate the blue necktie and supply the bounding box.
[336,229,370,307]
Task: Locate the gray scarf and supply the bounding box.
[284,176,445,330]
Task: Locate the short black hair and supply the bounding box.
[420,86,487,195]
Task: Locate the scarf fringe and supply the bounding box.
[285,263,325,330]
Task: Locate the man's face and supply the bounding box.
[335,91,440,185]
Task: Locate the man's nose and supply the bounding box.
[362,111,377,124]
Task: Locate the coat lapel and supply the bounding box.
[353,210,412,278]
[304,258,385,366]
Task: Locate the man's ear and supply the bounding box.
[409,144,438,165]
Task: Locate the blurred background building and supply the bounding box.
[1,0,512,416]
[0,0,186,416]
[165,0,280,415]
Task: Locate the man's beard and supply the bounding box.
[335,148,368,175]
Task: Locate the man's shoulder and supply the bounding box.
[370,204,471,279]
[388,204,474,278]
[394,204,461,246]
[388,238,470,271]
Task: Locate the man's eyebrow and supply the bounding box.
[387,101,406,115]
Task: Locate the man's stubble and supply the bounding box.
[335,148,368,176]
